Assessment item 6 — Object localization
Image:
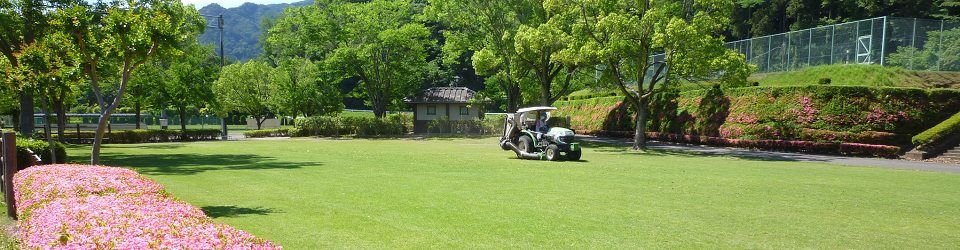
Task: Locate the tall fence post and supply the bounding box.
[937,19,945,71]
[880,16,888,65]
[3,131,18,219]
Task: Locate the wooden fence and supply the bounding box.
[1,132,17,219]
[0,131,42,220]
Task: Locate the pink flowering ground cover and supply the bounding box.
[13,164,280,249]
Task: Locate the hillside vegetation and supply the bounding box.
[748,65,960,89]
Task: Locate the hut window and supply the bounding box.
[426,105,436,115]
[459,106,469,115]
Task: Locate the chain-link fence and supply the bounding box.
[721,16,960,73]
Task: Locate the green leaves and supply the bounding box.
[212,61,273,119]
[269,57,343,117]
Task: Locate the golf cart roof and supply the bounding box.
[515,106,557,113]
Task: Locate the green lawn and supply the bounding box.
[748,64,960,88]
[65,138,960,248]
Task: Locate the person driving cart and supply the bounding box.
[535,112,549,133]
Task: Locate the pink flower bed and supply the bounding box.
[14,164,280,249]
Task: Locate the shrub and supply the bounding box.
[294,113,410,137]
[15,138,67,169]
[556,85,960,146]
[912,112,960,147]
[14,165,279,249]
[645,132,900,158]
[244,128,290,138]
[53,129,221,144]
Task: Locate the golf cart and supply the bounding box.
[499,107,582,161]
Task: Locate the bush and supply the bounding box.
[244,129,290,138]
[53,129,221,144]
[556,85,960,146]
[14,165,280,249]
[912,112,960,147]
[818,78,831,85]
[15,138,67,169]
[645,132,900,158]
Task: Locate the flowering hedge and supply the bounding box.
[555,86,960,146]
[597,131,901,158]
[14,165,280,249]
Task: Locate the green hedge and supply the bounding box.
[912,112,960,147]
[555,86,960,146]
[294,114,410,137]
[244,129,291,138]
[52,129,221,143]
[423,114,506,135]
[16,138,66,169]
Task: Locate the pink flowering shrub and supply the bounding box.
[13,165,280,249]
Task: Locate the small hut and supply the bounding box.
[404,87,482,133]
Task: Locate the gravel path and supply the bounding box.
[576,135,960,174]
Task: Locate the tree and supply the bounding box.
[262,3,343,63]
[513,11,582,106]
[159,42,219,132]
[426,0,536,112]
[550,0,748,150]
[269,57,343,117]
[0,0,55,137]
[9,31,83,162]
[212,61,273,129]
[51,0,205,164]
[326,0,433,118]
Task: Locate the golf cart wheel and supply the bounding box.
[567,148,582,161]
[518,135,535,153]
[545,145,561,161]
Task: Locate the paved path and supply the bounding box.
[576,135,960,174]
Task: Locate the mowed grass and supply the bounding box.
[748,64,960,88]
[65,138,960,248]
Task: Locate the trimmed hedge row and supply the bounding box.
[424,114,507,135]
[16,138,67,169]
[243,128,291,138]
[555,86,960,146]
[294,114,409,137]
[912,111,960,147]
[52,129,222,143]
[600,131,901,158]
[14,165,280,249]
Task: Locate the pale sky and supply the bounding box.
[181,0,303,8]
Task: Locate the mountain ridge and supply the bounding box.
[197,0,313,62]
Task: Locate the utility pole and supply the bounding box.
[218,14,228,140]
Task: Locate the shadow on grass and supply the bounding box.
[202,205,277,218]
[98,152,318,175]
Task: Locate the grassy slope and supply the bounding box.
[568,65,960,97]
[749,64,960,88]
[66,139,960,248]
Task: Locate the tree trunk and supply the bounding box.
[134,102,141,129]
[506,84,521,112]
[178,106,187,132]
[18,91,34,137]
[40,101,57,164]
[54,99,66,142]
[632,97,649,150]
[540,81,552,106]
[256,116,265,130]
[91,107,115,165]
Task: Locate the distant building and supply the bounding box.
[404,87,482,133]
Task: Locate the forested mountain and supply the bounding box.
[198,1,313,62]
